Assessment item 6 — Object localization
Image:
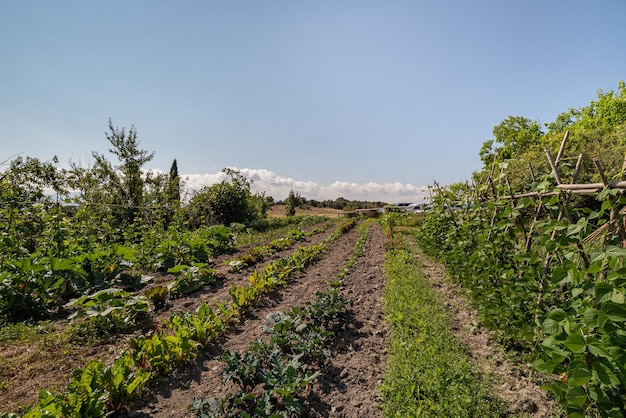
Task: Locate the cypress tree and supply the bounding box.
[168,159,180,205]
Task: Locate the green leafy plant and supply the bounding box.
[146,285,169,310]
[168,302,226,347]
[191,289,351,417]
[104,351,151,412]
[166,264,221,298]
[70,312,128,345]
[415,170,626,416]
[21,361,109,418]
[229,285,260,313]
[131,329,198,374]
[65,288,149,324]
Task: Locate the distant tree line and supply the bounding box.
[277,190,386,214]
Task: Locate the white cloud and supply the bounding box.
[180,167,430,203]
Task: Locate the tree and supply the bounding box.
[475,81,626,193]
[479,116,543,167]
[0,156,67,255]
[185,168,265,228]
[168,159,180,205]
[284,189,303,216]
[69,119,156,228]
[102,118,154,210]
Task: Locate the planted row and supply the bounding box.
[192,288,351,417]
[4,218,358,416]
[417,177,626,417]
[227,226,328,273]
[192,220,368,417]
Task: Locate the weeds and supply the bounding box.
[382,244,509,417]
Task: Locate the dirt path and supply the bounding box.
[411,243,560,417]
[124,223,389,417]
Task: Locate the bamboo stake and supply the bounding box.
[545,147,573,223]
[556,181,626,191]
[502,191,560,199]
[545,147,563,185]
[506,176,527,242]
[549,155,583,242]
[556,183,605,191]
[528,162,537,183]
[594,158,626,246]
[555,131,570,166]
[593,159,609,187]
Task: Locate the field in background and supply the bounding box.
[268,205,342,218]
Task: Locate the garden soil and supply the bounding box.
[123,223,388,418]
[1,221,558,417]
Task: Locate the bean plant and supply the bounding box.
[417,170,626,417]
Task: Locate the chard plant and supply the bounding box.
[145,285,169,310]
[168,302,227,347]
[131,328,198,374]
[104,352,151,411]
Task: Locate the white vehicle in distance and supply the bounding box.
[405,203,429,213]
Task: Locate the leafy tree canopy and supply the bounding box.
[185,168,266,228]
[479,116,543,166]
[476,81,626,191]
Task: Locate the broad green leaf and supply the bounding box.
[551,267,570,284]
[592,361,620,386]
[541,317,563,334]
[587,210,600,220]
[546,308,566,321]
[565,405,585,418]
[599,196,613,212]
[606,245,626,259]
[114,245,137,260]
[567,363,593,387]
[545,239,557,252]
[610,289,625,304]
[532,358,551,373]
[567,221,585,237]
[582,308,597,327]
[565,385,588,406]
[596,283,614,303]
[167,264,191,274]
[602,302,626,322]
[586,264,602,274]
[549,348,570,364]
[50,258,76,271]
[564,334,586,354]
[582,308,607,329]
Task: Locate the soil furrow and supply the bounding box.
[305,223,388,418]
[124,222,370,416]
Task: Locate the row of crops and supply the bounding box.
[0,197,329,323]
[417,173,626,417]
[1,217,359,417]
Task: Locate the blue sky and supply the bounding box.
[1,1,624,202]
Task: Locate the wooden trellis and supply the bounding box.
[483,131,626,247]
